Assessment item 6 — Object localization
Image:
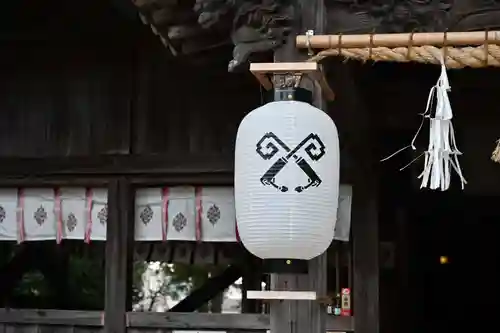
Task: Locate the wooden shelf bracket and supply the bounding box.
[246,290,317,301]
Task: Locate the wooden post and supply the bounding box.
[270,1,327,333]
[326,59,380,332]
[242,268,263,313]
[352,182,379,333]
[395,207,409,333]
[105,178,135,333]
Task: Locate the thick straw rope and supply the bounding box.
[308,44,500,68]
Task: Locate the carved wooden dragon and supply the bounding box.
[131,0,500,71]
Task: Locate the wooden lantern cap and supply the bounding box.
[250,62,335,101]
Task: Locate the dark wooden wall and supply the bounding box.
[0,41,132,156]
[132,44,260,157]
[0,0,261,164]
[0,0,133,157]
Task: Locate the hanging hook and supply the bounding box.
[443,30,448,68]
[484,29,489,66]
[337,33,343,57]
[368,30,375,61]
[407,30,415,60]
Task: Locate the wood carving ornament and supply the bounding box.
[326,0,500,34]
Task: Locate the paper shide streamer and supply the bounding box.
[381,54,467,191]
[491,139,500,163]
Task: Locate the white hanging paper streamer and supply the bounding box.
[0,189,19,241]
[60,188,86,240]
[90,189,108,241]
[134,188,163,241]
[165,187,196,241]
[381,55,466,191]
[23,189,56,241]
[418,55,466,191]
[200,187,237,242]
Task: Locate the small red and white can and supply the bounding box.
[340,288,351,316]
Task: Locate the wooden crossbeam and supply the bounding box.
[127,312,268,330]
[0,309,103,327]
[0,309,354,332]
[296,30,500,49]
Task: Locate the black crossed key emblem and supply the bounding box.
[256,132,326,193]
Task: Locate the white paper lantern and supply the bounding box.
[235,100,340,260]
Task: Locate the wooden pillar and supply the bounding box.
[352,182,379,333]
[395,207,410,333]
[105,178,135,333]
[270,2,327,333]
[270,273,310,333]
[242,269,262,313]
[327,59,380,332]
[308,254,328,333]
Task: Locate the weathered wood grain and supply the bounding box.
[0,309,103,326]
[0,42,134,157]
[268,2,332,333]
[0,324,103,333]
[0,154,233,177]
[0,309,351,331]
[105,179,135,333]
[326,60,381,333]
[127,312,269,330]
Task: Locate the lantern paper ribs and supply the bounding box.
[235,100,340,260]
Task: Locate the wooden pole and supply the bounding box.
[105,178,135,333]
[270,35,311,333]
[269,2,328,333]
[330,63,380,333]
[296,30,500,49]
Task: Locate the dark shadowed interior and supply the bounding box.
[409,194,499,332]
